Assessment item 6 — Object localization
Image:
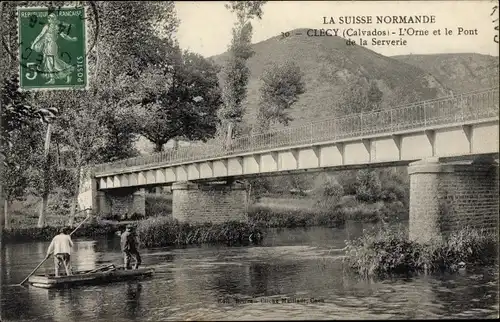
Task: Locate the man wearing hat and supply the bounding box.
[46,227,74,277]
[120,224,142,270]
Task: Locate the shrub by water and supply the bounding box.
[136,216,264,247]
[248,205,345,228]
[343,225,498,277]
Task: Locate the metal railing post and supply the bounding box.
[423,103,427,127]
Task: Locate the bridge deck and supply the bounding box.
[93,87,499,178]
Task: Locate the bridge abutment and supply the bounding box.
[171,181,248,223]
[408,157,499,243]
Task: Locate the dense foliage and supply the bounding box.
[137,216,264,247]
[343,225,498,277]
[218,1,267,139]
[0,1,227,228]
[248,205,345,228]
[256,61,305,131]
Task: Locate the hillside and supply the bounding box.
[136,30,497,153]
[209,28,450,128]
[392,53,499,93]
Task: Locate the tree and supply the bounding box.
[355,169,382,202]
[1,73,57,228]
[136,49,223,152]
[1,76,57,164]
[385,86,423,109]
[367,80,383,110]
[313,173,344,212]
[0,1,62,229]
[336,79,383,116]
[95,104,140,163]
[49,91,109,225]
[256,61,305,131]
[1,121,45,229]
[218,1,267,141]
[1,1,181,227]
[93,1,179,80]
[89,2,180,156]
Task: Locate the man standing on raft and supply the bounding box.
[121,224,142,270]
[46,227,74,277]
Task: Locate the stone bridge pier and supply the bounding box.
[171,181,248,223]
[408,156,499,243]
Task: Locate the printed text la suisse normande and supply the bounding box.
[323,15,436,25]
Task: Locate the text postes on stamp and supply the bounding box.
[18,6,88,91]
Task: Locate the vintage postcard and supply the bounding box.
[0,1,498,321]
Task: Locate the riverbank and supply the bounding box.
[2,217,264,246]
[249,195,408,228]
[343,224,498,277]
[3,195,407,243]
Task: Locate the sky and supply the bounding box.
[174,0,499,58]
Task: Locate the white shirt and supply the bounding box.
[47,234,74,255]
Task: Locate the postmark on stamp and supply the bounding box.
[17,5,88,91]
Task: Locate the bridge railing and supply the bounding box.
[94,87,499,175]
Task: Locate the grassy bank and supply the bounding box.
[249,195,408,228]
[3,216,264,247]
[343,225,498,277]
[137,216,263,247]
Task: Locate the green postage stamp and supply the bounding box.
[18,6,88,90]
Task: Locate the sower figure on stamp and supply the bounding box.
[121,224,142,270]
[30,13,77,84]
[46,227,74,277]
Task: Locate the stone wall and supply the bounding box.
[408,157,499,243]
[172,181,248,223]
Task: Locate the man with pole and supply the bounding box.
[19,213,90,285]
[45,226,74,277]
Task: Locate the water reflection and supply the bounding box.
[125,282,142,318]
[1,225,498,321]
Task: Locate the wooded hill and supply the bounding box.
[140,29,498,151]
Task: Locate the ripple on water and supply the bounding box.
[2,228,498,321]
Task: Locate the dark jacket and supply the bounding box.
[120,230,138,252]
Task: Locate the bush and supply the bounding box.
[136,216,264,247]
[355,169,382,202]
[378,201,408,222]
[344,225,497,278]
[247,204,344,228]
[312,174,344,213]
[378,168,409,207]
[336,170,358,195]
[337,199,385,223]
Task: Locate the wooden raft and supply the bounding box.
[28,264,154,289]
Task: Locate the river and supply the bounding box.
[1,222,498,321]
